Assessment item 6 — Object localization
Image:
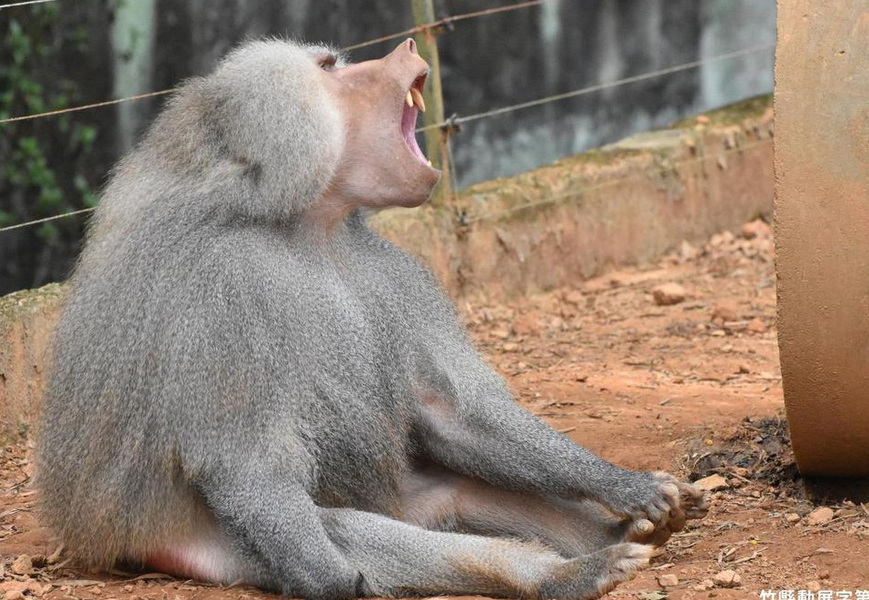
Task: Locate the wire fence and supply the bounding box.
[0,0,774,235]
[0,0,80,11]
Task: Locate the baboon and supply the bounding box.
[36,39,707,600]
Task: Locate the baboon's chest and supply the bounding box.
[298,272,416,513]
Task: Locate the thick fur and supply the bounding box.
[37,39,702,600]
[37,39,347,569]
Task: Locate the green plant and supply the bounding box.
[0,3,100,292]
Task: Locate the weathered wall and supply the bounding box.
[0,98,774,440]
[375,95,774,301]
[0,285,65,444]
[775,0,869,477]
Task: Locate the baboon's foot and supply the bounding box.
[654,471,709,520]
[620,517,672,547]
[605,471,708,541]
[539,542,653,600]
[618,472,708,546]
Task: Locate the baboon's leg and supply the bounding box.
[401,466,671,556]
[320,506,651,600]
[189,465,362,600]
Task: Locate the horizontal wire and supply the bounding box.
[1,0,551,124]
[0,207,95,233]
[343,0,549,51]
[0,0,77,11]
[418,43,775,132]
[0,138,773,234]
[464,137,774,225]
[0,89,175,125]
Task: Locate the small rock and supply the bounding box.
[819,570,830,580]
[712,301,739,323]
[503,342,518,352]
[652,283,687,306]
[741,219,771,239]
[737,364,750,374]
[679,240,699,261]
[562,290,585,307]
[694,474,729,491]
[512,313,543,337]
[711,329,727,337]
[492,327,510,340]
[657,574,679,588]
[806,506,835,526]
[0,581,42,600]
[694,579,715,591]
[10,554,32,575]
[807,581,822,592]
[696,115,710,125]
[785,513,801,524]
[712,570,741,588]
[747,317,767,333]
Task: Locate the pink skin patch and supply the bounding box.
[144,534,258,585]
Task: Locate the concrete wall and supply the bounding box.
[0,98,774,441]
[775,0,869,477]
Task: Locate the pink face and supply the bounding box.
[318,39,442,210]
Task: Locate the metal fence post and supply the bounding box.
[410,0,452,206]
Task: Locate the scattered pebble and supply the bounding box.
[747,317,767,333]
[652,283,687,306]
[785,513,801,524]
[741,219,771,239]
[10,554,32,576]
[492,327,510,340]
[562,290,585,306]
[807,581,822,592]
[712,569,741,588]
[806,506,835,526]
[694,473,729,491]
[657,574,679,588]
[694,579,715,591]
[712,301,739,323]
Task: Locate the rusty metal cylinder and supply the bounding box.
[774,0,869,476]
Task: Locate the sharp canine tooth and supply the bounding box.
[406,91,414,107]
[427,159,432,166]
[410,88,426,113]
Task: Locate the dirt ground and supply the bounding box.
[1,219,867,599]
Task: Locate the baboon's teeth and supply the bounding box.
[427,159,432,166]
[410,88,426,113]
[406,91,414,107]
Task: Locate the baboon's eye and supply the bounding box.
[318,54,337,71]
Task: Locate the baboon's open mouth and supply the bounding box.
[401,72,432,167]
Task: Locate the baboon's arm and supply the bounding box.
[192,461,361,600]
[415,351,675,525]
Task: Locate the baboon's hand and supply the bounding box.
[604,471,708,532]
